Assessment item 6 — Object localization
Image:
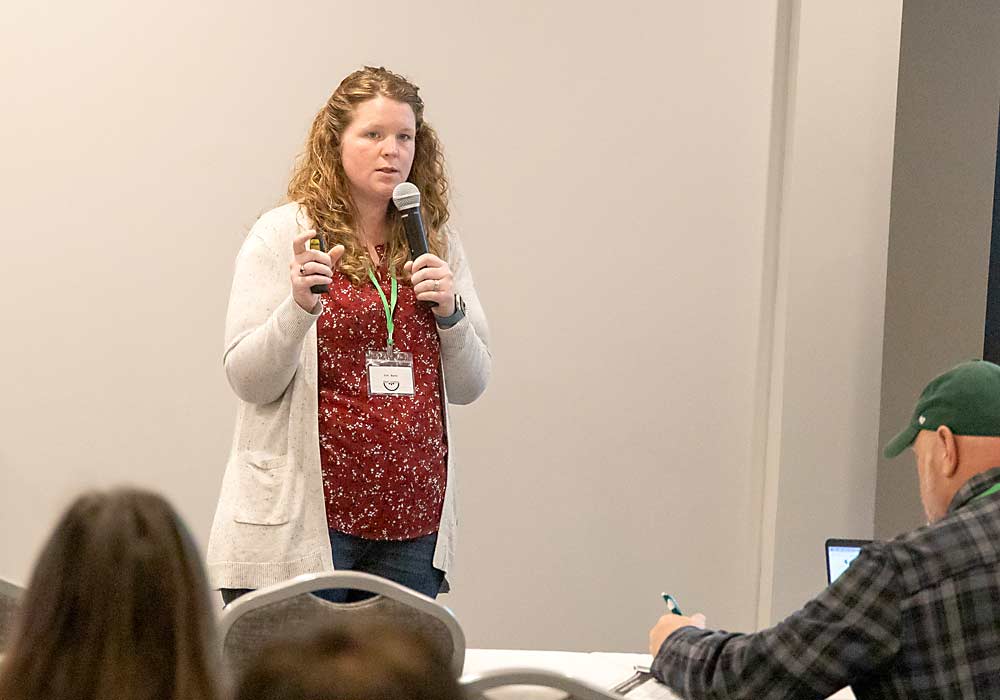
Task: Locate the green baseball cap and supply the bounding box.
[884,360,1000,458]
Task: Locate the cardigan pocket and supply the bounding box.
[233,452,294,525]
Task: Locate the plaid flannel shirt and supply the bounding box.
[652,467,1000,700]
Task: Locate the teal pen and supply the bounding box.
[661,592,684,616]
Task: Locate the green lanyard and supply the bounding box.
[973,482,1000,502]
[367,267,398,349]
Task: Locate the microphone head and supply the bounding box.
[392,182,421,211]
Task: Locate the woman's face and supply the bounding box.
[340,95,417,208]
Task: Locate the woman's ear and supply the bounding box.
[937,425,959,477]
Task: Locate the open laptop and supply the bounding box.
[825,538,872,584]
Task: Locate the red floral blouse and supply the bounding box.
[316,247,447,540]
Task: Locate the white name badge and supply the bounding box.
[366,349,415,396]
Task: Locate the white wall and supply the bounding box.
[0,0,906,650]
[757,1,903,624]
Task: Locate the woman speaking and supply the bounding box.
[208,66,491,604]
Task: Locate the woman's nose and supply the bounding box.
[381,137,399,157]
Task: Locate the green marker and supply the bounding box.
[662,592,683,616]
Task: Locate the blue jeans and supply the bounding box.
[315,529,444,603]
[221,530,444,606]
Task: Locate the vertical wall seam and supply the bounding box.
[750,0,799,630]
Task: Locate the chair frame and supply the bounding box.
[218,570,466,675]
[0,579,23,602]
[461,668,628,700]
[0,578,24,649]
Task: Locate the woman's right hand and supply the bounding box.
[290,230,346,312]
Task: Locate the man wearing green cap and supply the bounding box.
[647,360,1000,699]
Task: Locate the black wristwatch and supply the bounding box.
[435,294,466,329]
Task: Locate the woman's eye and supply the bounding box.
[399,134,412,142]
[366,131,380,139]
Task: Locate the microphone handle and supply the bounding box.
[399,208,437,308]
[400,208,430,259]
[309,235,330,294]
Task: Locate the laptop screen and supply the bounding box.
[825,539,871,584]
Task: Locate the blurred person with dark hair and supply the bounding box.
[0,488,220,700]
[233,623,463,700]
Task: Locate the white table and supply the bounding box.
[464,649,856,699]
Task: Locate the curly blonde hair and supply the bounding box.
[287,66,449,286]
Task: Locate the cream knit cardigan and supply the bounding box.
[207,202,491,589]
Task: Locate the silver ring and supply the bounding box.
[434,279,440,291]
[300,266,306,276]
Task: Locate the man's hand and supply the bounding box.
[648,613,707,656]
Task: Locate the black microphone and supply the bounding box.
[392,183,437,308]
[392,182,430,261]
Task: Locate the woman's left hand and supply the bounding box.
[406,254,456,317]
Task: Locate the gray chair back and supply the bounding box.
[462,668,628,700]
[0,578,24,651]
[218,571,465,680]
